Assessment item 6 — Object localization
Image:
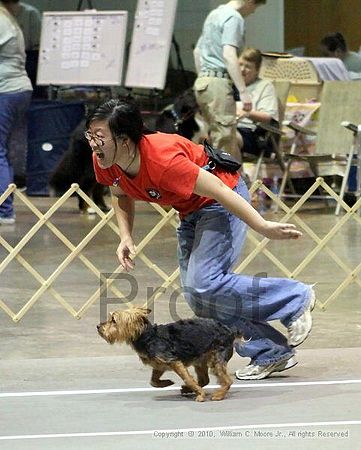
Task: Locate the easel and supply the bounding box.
[171,35,189,88]
[128,35,189,111]
[47,0,94,99]
[77,0,93,10]
[44,6,122,102]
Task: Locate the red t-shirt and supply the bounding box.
[93,132,239,218]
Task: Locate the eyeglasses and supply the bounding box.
[84,131,107,146]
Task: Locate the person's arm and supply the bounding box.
[237,102,272,123]
[192,169,302,240]
[193,45,201,75]
[110,185,136,271]
[237,82,278,123]
[223,44,252,111]
[30,8,42,50]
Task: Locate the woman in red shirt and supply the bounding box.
[88,99,315,381]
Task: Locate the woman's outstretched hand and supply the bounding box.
[260,221,302,240]
[116,237,136,271]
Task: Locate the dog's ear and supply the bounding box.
[111,311,120,323]
[134,307,151,316]
[129,305,151,315]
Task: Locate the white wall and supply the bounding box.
[245,0,284,52]
[27,0,284,71]
[205,1,285,54]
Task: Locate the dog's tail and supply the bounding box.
[234,336,251,346]
[230,328,251,346]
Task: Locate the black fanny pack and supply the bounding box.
[202,140,241,173]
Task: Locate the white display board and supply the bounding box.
[37,11,128,86]
[125,0,178,90]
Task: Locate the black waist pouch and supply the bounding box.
[203,140,241,172]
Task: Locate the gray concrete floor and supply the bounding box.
[0,196,361,449]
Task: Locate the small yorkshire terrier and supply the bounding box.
[97,306,242,402]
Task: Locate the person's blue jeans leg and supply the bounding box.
[0,90,32,218]
[177,177,312,365]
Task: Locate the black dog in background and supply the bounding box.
[153,88,206,142]
[49,119,109,214]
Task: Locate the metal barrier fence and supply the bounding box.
[0,179,360,322]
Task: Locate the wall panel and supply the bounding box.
[285,0,361,56]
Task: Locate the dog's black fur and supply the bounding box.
[154,88,200,140]
[49,119,109,213]
[133,317,235,364]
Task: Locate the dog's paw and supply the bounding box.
[195,394,206,402]
[99,205,111,212]
[211,392,226,401]
[151,379,174,388]
[180,384,193,395]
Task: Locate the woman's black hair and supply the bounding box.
[320,32,347,53]
[86,98,154,144]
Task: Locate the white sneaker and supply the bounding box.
[235,356,298,380]
[0,216,16,225]
[288,288,316,347]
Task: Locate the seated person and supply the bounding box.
[320,32,361,74]
[234,48,279,158]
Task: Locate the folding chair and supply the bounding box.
[241,80,291,183]
[279,80,361,214]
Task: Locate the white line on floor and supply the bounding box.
[0,420,360,441]
[1,379,361,398]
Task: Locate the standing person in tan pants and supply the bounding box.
[193,0,266,159]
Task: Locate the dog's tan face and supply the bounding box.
[97,307,151,344]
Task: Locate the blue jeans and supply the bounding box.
[177,177,312,365]
[0,90,32,218]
